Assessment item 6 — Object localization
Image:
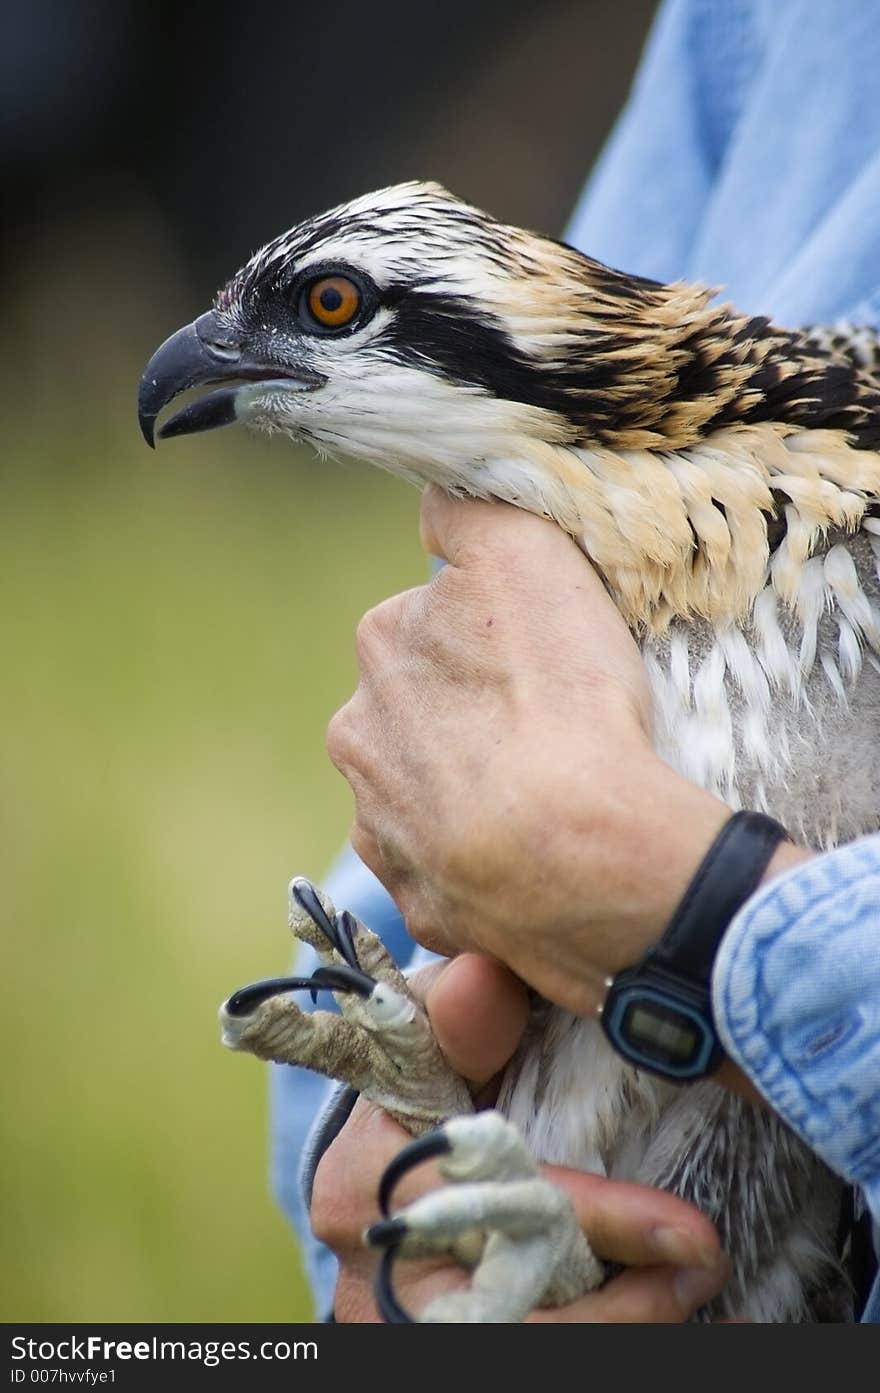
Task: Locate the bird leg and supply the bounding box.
[220,880,603,1321]
[219,877,472,1133]
[366,1112,604,1322]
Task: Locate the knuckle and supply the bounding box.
[309,1188,350,1254]
[393,886,446,954]
[355,596,398,663]
[349,822,381,875]
[309,1172,348,1254]
[310,1141,372,1253]
[392,881,422,931]
[325,701,355,769]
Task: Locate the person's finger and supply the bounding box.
[337,1254,727,1325]
[419,485,494,562]
[354,585,426,668]
[419,483,566,567]
[423,953,530,1088]
[546,1166,723,1270]
[311,1099,441,1251]
[317,1102,727,1321]
[334,1256,472,1324]
[529,1258,730,1323]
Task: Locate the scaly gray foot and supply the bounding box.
[218,877,472,1133]
[367,1112,604,1322]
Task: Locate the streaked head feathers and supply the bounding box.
[140,181,880,628]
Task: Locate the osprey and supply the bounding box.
[139,182,880,1322]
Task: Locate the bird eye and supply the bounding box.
[304,275,361,330]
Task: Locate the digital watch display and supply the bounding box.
[598,812,789,1082]
[601,967,723,1080]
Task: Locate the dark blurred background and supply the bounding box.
[0,0,656,1321]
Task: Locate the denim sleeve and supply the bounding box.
[712,836,880,1321]
[567,0,880,325]
[564,0,759,282]
[712,836,880,1218]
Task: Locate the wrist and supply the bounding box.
[595,761,733,971]
[525,757,730,1017]
[599,809,795,1082]
[625,783,812,954]
[758,838,812,885]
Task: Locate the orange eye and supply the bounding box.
[306,275,361,328]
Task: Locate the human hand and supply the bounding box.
[311,954,729,1322]
[327,486,732,1014]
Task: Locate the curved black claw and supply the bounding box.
[290,879,361,970]
[224,963,377,1017]
[336,910,359,970]
[375,1245,416,1325]
[311,963,376,999]
[364,1218,408,1248]
[224,976,320,1017]
[378,1128,453,1218]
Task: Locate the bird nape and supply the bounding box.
[141,182,880,1322]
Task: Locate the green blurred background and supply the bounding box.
[0,0,654,1322]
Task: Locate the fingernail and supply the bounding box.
[673,1261,728,1314]
[652,1225,718,1269]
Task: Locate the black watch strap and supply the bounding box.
[646,810,791,985]
[600,810,790,1080]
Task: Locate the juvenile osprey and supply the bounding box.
[139,183,880,1322]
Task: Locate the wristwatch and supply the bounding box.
[599,810,790,1081]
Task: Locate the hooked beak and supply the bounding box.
[137,310,326,448]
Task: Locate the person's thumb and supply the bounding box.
[420,953,530,1093]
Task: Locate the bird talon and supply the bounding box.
[222,961,377,1020]
[375,1246,416,1325]
[310,962,377,998]
[288,877,363,969]
[378,1128,454,1217]
[223,974,321,1018]
[364,1217,408,1248]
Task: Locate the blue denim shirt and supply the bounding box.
[272,0,880,1320]
[713,837,880,1322]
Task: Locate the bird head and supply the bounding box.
[137,181,725,488]
[138,181,880,628]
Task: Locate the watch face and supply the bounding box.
[625,1001,702,1065]
[601,980,720,1080]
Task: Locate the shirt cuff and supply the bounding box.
[712,835,880,1221]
